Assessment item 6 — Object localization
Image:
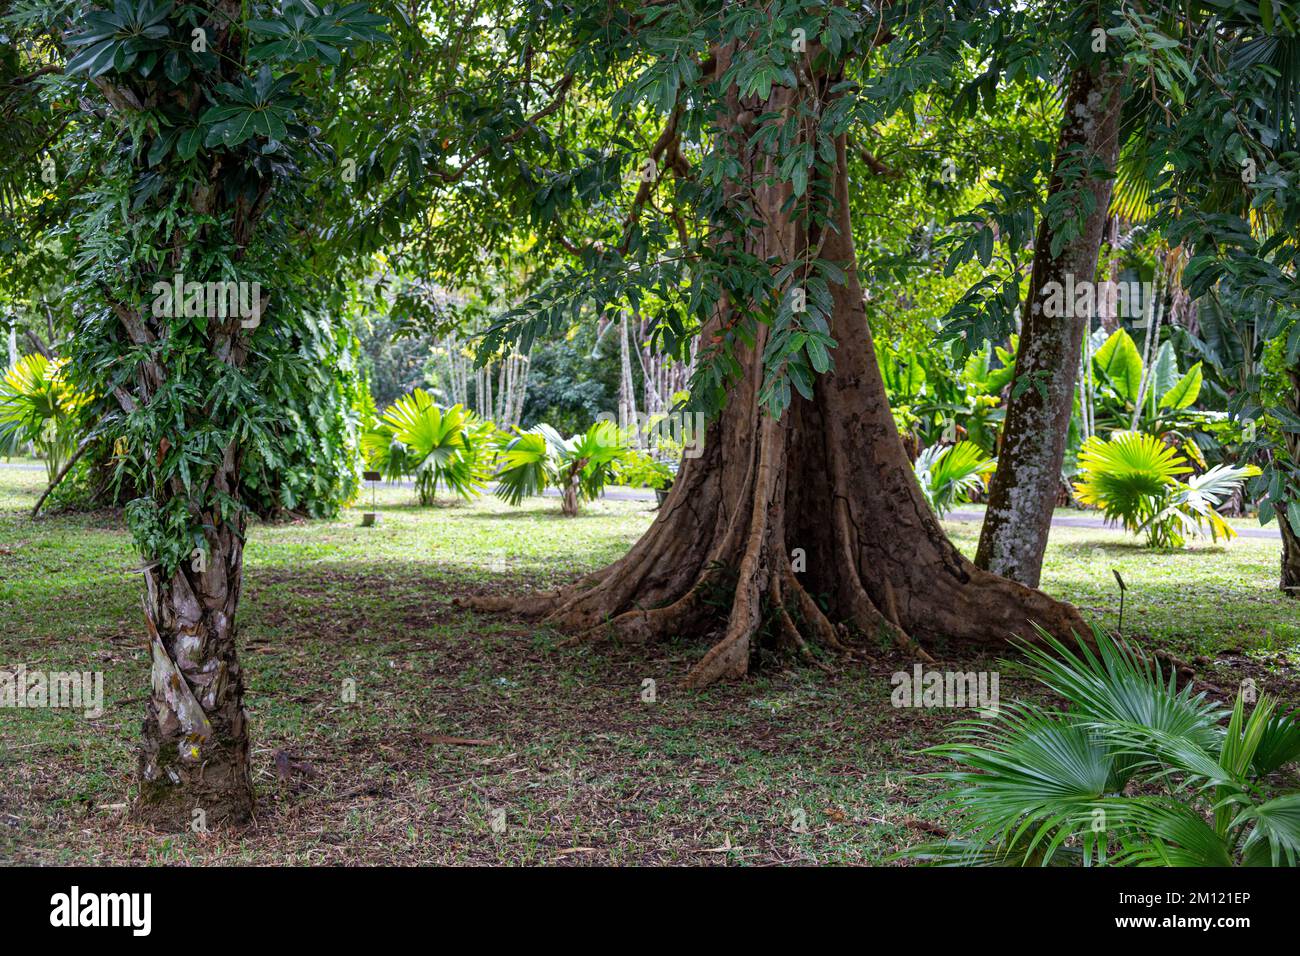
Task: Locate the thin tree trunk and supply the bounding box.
[498,351,529,428]
[619,311,640,444]
[1082,321,1095,441]
[975,62,1125,587]
[137,459,253,826]
[1130,267,1166,431]
[42,296,55,347]
[1282,368,1300,596]
[31,430,95,517]
[443,335,464,406]
[470,47,1087,685]
[502,355,512,426]
[1098,215,1121,333]
[1282,517,1300,596]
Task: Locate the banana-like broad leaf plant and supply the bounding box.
[1089,328,1216,444]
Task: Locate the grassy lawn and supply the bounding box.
[2,463,1297,865]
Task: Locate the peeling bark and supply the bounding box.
[975,62,1124,587]
[135,451,253,827]
[107,0,260,828]
[470,49,1088,685]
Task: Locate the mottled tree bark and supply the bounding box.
[1281,518,1300,597]
[975,63,1124,587]
[84,0,263,827]
[472,49,1088,684]
[137,464,253,826]
[1282,369,1300,597]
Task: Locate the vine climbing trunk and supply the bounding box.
[975,60,1125,587]
[472,46,1088,684]
[75,0,265,828]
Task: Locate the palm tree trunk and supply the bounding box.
[561,469,581,516]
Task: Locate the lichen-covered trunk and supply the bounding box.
[1281,517,1300,597]
[975,63,1124,587]
[136,451,253,827]
[471,49,1088,684]
[1282,372,1300,597]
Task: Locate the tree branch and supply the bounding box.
[432,73,576,185]
[31,431,95,518]
[5,64,61,87]
[23,329,53,358]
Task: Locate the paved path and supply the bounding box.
[2,462,1281,537]
[945,509,1281,539]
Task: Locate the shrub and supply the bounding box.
[0,353,87,482]
[362,390,494,504]
[914,441,995,517]
[612,446,676,490]
[494,420,625,515]
[1073,431,1258,547]
[906,627,1300,866]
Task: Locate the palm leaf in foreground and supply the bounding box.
[904,627,1300,867]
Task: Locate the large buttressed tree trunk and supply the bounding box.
[477,47,1088,686]
[975,61,1124,588]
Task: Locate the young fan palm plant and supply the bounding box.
[0,353,87,482]
[361,390,493,505]
[913,441,996,518]
[906,627,1300,866]
[494,420,625,516]
[1073,431,1258,547]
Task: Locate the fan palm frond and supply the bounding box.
[360,390,492,503]
[1073,431,1190,537]
[493,420,625,514]
[914,441,995,517]
[0,353,87,478]
[1020,624,1225,768]
[904,629,1300,867]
